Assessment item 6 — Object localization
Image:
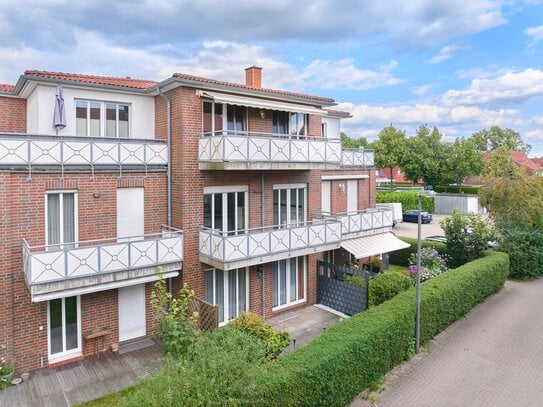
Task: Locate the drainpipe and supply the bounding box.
[261,171,265,317]
[157,87,173,301]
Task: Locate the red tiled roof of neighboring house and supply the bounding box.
[482,150,542,174]
[173,73,335,103]
[24,70,158,90]
[0,83,15,93]
[379,167,423,184]
[530,157,543,168]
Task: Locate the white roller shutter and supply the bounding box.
[117,187,145,239]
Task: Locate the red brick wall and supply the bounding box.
[0,96,26,133]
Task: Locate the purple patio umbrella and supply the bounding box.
[53,84,66,134]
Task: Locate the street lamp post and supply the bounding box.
[415,190,435,354]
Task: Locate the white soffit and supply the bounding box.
[340,232,410,259]
[321,175,369,181]
[196,90,327,116]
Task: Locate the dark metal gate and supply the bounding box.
[316,261,369,316]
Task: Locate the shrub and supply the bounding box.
[150,277,199,358]
[0,364,13,390]
[256,251,509,407]
[497,222,543,279]
[441,210,494,264]
[433,185,480,194]
[368,271,412,307]
[388,236,462,268]
[408,247,449,282]
[120,327,268,407]
[229,312,290,357]
[344,274,367,288]
[376,190,434,212]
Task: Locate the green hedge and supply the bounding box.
[433,185,480,194]
[256,251,509,407]
[368,271,412,307]
[376,191,434,212]
[389,236,455,267]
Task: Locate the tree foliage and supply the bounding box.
[400,125,446,186]
[482,145,525,179]
[340,132,370,149]
[472,126,531,153]
[373,126,407,186]
[441,138,483,185]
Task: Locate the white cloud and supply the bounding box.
[442,68,543,106]
[524,129,543,140]
[427,42,469,64]
[525,24,543,51]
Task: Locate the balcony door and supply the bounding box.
[48,296,81,363]
[46,191,77,250]
[203,102,246,135]
[272,256,306,310]
[204,187,247,235]
[205,268,248,325]
[273,185,306,228]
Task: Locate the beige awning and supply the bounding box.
[196,90,327,116]
[340,232,410,259]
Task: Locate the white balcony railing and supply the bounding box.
[334,208,394,235]
[198,132,374,168]
[0,133,168,170]
[199,219,342,267]
[23,226,183,285]
[341,148,374,167]
[199,131,343,165]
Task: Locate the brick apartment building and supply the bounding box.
[0,66,406,373]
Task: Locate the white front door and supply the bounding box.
[118,284,146,342]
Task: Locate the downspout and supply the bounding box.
[261,171,265,318]
[157,87,173,299]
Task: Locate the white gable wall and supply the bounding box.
[321,116,340,139]
[26,84,155,139]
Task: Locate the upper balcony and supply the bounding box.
[334,208,394,238]
[0,133,168,174]
[198,131,374,171]
[23,226,183,302]
[199,219,342,270]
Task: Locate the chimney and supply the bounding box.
[245,66,262,88]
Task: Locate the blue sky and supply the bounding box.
[1,0,542,154]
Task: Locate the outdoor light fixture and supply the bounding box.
[259,110,266,119]
[415,189,436,354]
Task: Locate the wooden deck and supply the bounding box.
[0,343,161,407]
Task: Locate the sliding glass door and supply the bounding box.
[204,189,247,235]
[272,257,306,309]
[273,186,305,227]
[48,296,81,361]
[46,192,77,249]
[205,268,248,324]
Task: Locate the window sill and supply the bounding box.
[272,299,306,313]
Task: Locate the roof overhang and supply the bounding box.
[196,90,328,116]
[340,232,410,259]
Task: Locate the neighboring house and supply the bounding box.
[464,150,543,185]
[0,66,407,373]
[376,166,423,185]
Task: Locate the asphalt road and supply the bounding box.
[351,278,543,407]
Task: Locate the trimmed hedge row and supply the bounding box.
[376,191,435,213]
[433,185,480,194]
[256,251,509,407]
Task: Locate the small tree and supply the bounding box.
[151,275,200,358]
[373,125,407,188]
[440,210,493,264]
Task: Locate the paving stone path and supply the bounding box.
[351,279,543,407]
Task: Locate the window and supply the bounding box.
[203,101,246,135]
[289,113,307,137]
[273,257,306,309]
[272,111,289,135]
[46,192,77,249]
[273,185,306,227]
[76,100,130,138]
[226,105,246,134]
[48,296,81,361]
[205,268,248,324]
[321,122,327,138]
[203,101,223,135]
[203,187,247,235]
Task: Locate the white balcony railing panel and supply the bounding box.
[269,228,290,253]
[0,134,168,168]
[224,136,248,161]
[247,231,271,257]
[223,235,249,261]
[23,227,183,286]
[248,138,269,161]
[338,209,394,235]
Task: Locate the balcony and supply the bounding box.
[199,219,342,270]
[23,226,183,302]
[341,148,375,167]
[198,131,343,170]
[0,133,168,173]
[335,208,394,238]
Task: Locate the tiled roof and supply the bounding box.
[0,83,15,93]
[324,108,351,117]
[173,73,335,103]
[24,70,158,90]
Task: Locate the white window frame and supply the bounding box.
[205,268,249,326]
[203,186,248,234]
[45,190,79,249]
[47,296,82,363]
[272,256,307,311]
[273,183,307,227]
[75,99,131,138]
[203,101,247,135]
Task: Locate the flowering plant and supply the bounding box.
[409,248,450,282]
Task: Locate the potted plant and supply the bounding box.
[0,364,13,390]
[370,256,382,273]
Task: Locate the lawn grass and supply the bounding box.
[386,264,409,275]
[74,385,138,407]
